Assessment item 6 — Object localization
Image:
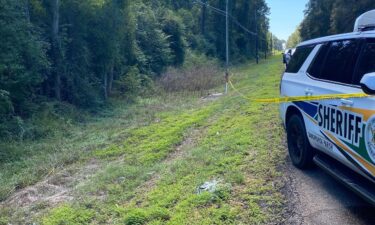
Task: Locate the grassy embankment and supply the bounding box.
[0,56,286,224]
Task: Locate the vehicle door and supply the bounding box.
[280,45,317,126]
[349,38,375,180]
[304,39,368,176]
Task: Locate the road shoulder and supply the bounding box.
[283,156,375,225]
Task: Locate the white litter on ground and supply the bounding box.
[196,179,220,194]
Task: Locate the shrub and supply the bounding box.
[0,101,86,141]
[0,217,9,225]
[114,67,142,99]
[0,90,13,116]
[0,116,24,140]
[124,210,147,225]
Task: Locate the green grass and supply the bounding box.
[0,92,206,201]
[0,56,286,224]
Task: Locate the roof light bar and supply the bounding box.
[354,10,375,32]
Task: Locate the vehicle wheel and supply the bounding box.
[286,114,315,169]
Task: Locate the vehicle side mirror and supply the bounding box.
[360,72,375,95]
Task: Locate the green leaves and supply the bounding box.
[0,0,49,114]
[299,0,375,41]
[286,27,302,48]
[0,90,13,116]
[135,3,172,75]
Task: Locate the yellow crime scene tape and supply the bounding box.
[228,80,370,103]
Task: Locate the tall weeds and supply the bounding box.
[159,56,223,93]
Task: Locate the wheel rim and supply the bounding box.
[289,123,304,162]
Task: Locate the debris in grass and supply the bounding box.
[117,177,126,183]
[196,179,220,194]
[202,93,224,101]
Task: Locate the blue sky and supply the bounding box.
[266,0,309,41]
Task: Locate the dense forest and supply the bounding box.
[287,0,375,47]
[0,0,283,139]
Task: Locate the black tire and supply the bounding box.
[286,114,315,169]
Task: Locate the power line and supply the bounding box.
[194,0,272,92]
[194,0,226,15]
[194,0,270,65]
[255,10,259,64]
[194,0,266,39]
[194,0,255,35]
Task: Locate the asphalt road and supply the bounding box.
[285,158,375,225]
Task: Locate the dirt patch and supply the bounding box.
[129,113,223,209]
[1,159,100,211]
[133,128,205,199]
[165,129,202,164]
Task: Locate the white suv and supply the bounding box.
[280,10,375,205]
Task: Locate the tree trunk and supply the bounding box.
[201,0,207,35]
[52,0,61,101]
[107,62,114,96]
[103,71,108,101]
[24,0,30,23]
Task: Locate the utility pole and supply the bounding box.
[271,33,273,55]
[195,0,263,92]
[264,39,267,60]
[225,0,229,94]
[255,11,259,64]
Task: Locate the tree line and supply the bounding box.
[0,0,277,138]
[287,0,375,47]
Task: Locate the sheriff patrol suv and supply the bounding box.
[280,10,375,205]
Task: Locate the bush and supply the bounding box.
[24,102,80,140]
[113,66,155,101]
[0,101,86,141]
[0,116,24,140]
[0,90,13,116]
[114,67,142,99]
[124,210,147,225]
[159,54,222,93]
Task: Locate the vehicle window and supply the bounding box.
[308,44,329,78]
[353,40,375,85]
[320,40,360,84]
[285,46,315,73]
